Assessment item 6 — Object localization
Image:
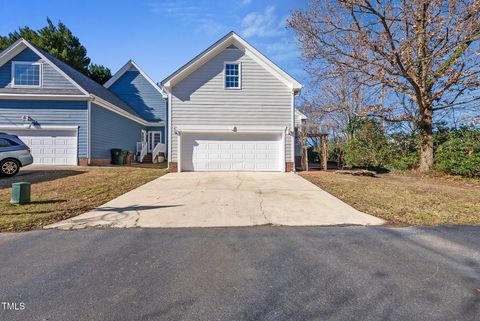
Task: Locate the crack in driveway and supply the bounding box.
[256,190,270,225]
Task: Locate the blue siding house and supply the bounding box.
[0,39,166,166]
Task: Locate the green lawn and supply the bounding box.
[0,165,167,232]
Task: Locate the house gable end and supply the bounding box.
[162,31,302,93]
[173,46,292,94]
[108,68,167,122]
[0,47,84,95]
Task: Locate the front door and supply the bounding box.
[147,131,161,152]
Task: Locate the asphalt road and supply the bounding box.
[0,226,479,321]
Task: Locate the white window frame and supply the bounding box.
[11,61,43,88]
[224,62,241,90]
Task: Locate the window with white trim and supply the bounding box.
[12,62,41,87]
[225,63,240,89]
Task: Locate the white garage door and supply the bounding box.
[181,132,282,172]
[8,129,78,165]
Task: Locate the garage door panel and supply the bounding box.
[7,130,78,166]
[181,132,282,172]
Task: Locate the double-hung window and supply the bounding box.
[224,63,240,89]
[12,62,42,87]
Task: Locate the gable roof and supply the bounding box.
[0,38,89,96]
[104,60,167,98]
[161,31,303,93]
[0,39,144,119]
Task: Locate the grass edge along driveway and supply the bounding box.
[301,171,480,226]
[0,166,167,232]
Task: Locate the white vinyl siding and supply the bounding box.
[170,48,293,163]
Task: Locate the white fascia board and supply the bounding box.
[0,94,89,100]
[103,60,133,88]
[90,95,164,127]
[162,41,231,90]
[90,95,148,126]
[162,32,234,90]
[233,34,303,92]
[0,124,79,130]
[105,60,167,98]
[145,121,165,127]
[0,39,26,67]
[161,32,303,93]
[295,109,307,120]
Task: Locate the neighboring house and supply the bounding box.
[0,39,166,166]
[161,31,303,172]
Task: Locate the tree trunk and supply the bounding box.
[418,105,434,173]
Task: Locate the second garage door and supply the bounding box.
[8,129,78,165]
[181,132,282,172]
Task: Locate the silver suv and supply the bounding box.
[0,133,34,177]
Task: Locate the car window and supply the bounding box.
[0,138,19,147]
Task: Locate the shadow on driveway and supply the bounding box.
[93,204,183,213]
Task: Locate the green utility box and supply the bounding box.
[10,182,31,205]
[110,148,122,165]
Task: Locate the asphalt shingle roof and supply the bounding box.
[32,45,143,119]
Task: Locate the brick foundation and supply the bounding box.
[285,162,294,172]
[89,158,111,166]
[78,158,89,166]
[168,162,178,172]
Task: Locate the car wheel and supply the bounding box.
[0,159,20,177]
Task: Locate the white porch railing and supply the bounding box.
[152,143,166,163]
[137,141,148,163]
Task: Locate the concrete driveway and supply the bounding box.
[46,172,383,229]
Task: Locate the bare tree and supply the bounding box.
[308,72,376,140]
[288,0,480,172]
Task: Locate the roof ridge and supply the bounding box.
[29,42,145,119]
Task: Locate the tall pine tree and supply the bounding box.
[0,18,111,84]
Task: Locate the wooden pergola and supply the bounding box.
[299,132,329,171]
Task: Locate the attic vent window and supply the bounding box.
[224,63,241,89]
[12,62,42,87]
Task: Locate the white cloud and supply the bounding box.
[266,39,299,63]
[198,20,225,35]
[241,5,283,38]
[149,1,213,20]
[241,0,252,5]
[148,1,223,35]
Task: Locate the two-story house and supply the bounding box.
[161,31,302,172]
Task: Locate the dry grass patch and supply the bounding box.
[0,166,167,232]
[301,172,480,225]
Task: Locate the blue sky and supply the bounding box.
[0,0,306,84]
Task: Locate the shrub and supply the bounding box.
[385,134,419,171]
[343,119,393,168]
[434,128,480,177]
